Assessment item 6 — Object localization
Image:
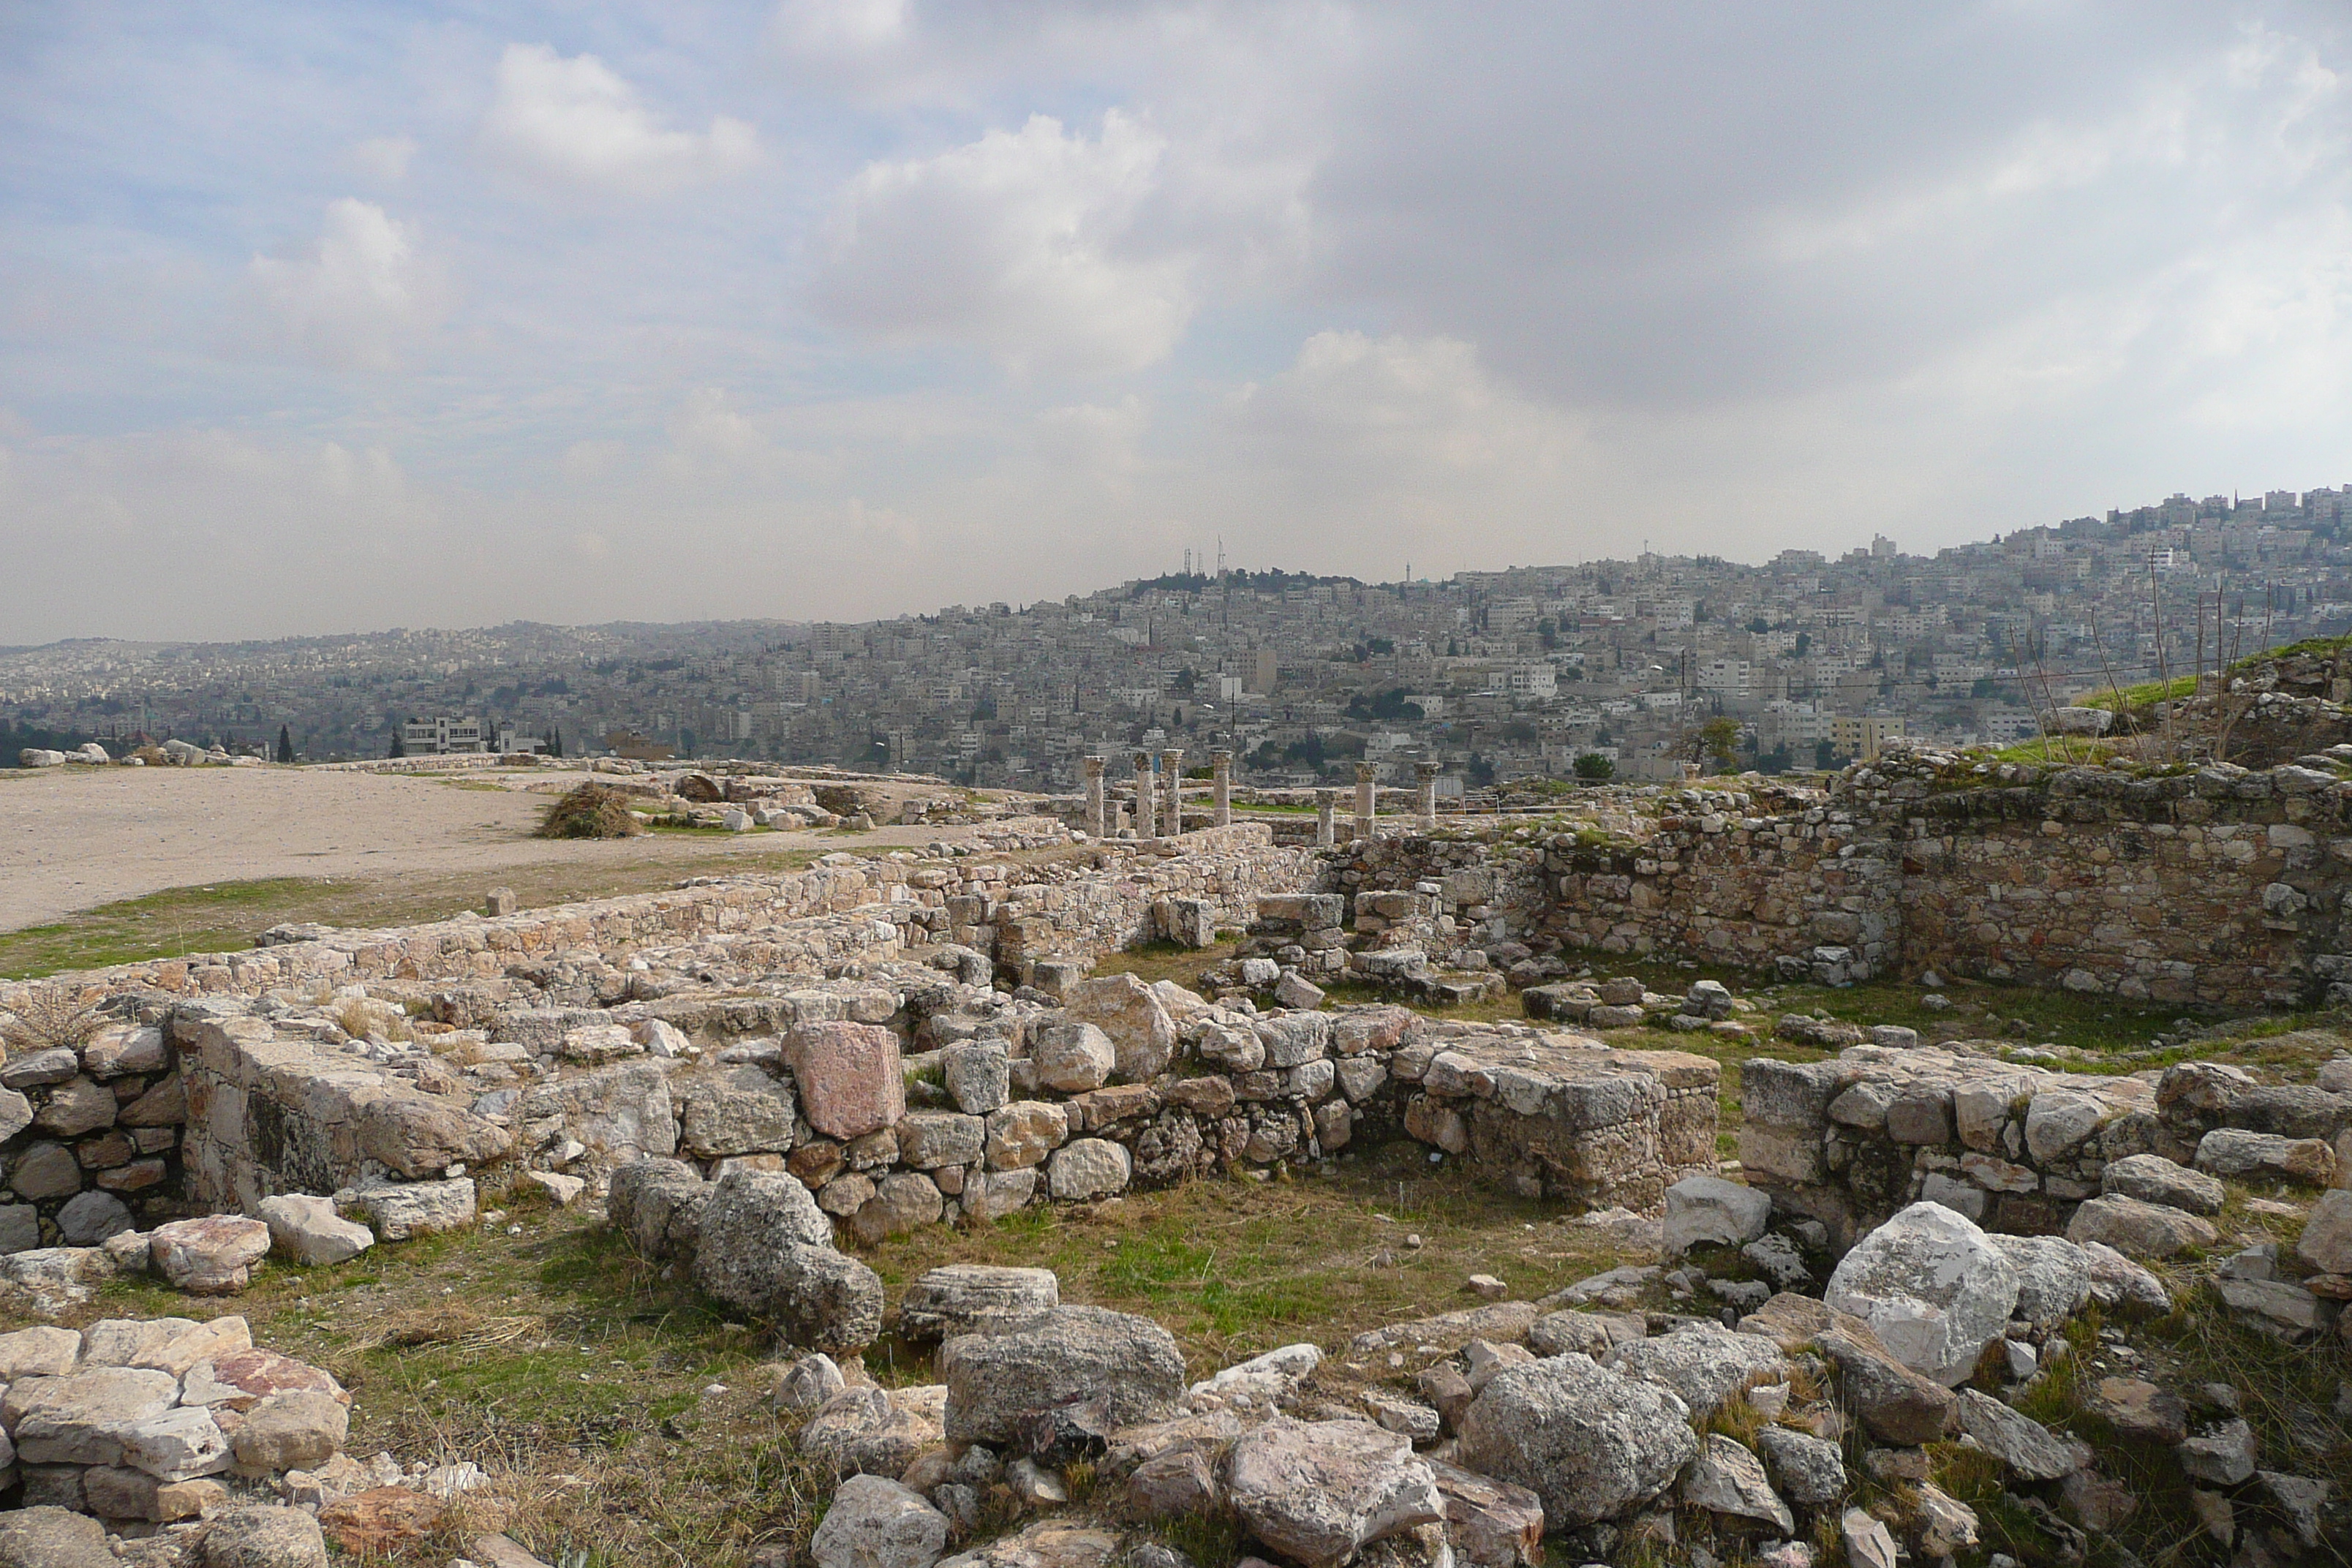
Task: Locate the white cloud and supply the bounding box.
[249,199,445,370]
[772,0,909,59]
[350,135,417,182]
[480,44,758,195]
[813,112,1194,374]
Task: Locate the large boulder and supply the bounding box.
[1602,1328,1788,1418]
[350,1178,475,1242]
[1739,1293,1954,1445]
[1754,1426,1847,1507]
[809,1476,949,1568]
[939,1305,1185,1446]
[897,1264,1059,1343]
[1456,1354,1699,1529]
[1824,1202,2019,1387]
[1031,1023,1117,1093]
[1427,1461,1545,1568]
[515,1063,676,1166]
[1225,1417,1445,1567]
[1060,974,1177,1082]
[1662,1177,1773,1255]
[2194,1128,2337,1186]
[692,1171,883,1352]
[787,1023,905,1141]
[2078,1240,2172,1316]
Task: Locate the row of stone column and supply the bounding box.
[1080,754,1443,842]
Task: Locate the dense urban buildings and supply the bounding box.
[6,486,2348,790]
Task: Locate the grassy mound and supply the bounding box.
[537,783,646,840]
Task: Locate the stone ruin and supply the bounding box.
[2,787,2350,1564]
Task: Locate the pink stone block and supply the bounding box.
[786,1022,905,1141]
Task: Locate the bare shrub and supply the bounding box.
[0,984,105,1056]
[538,783,647,840]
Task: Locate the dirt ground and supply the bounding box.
[0,766,968,935]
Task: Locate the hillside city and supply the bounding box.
[7,484,2350,791]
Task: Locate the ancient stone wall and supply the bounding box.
[1333,757,2352,1009]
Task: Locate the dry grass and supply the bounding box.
[0,981,105,1053]
[538,783,649,840]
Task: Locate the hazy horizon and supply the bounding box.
[7,3,2351,645]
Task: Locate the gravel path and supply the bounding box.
[0,767,948,932]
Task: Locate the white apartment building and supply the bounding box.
[401,716,488,754]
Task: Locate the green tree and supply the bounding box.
[1698,716,1741,772]
[1572,752,1615,783]
[276,725,294,764]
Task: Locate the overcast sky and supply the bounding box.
[4,2,2350,643]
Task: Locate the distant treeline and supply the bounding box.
[1,719,98,764]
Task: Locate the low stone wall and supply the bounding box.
[1738,1043,2352,1248]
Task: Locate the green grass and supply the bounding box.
[0,878,328,978]
[2080,674,2199,712]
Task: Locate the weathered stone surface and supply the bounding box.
[0,1505,115,1568]
[0,1324,82,1378]
[35,1077,118,1137]
[2195,1128,2337,1186]
[675,1066,799,1158]
[1226,1417,1444,1567]
[355,1096,512,1179]
[516,1063,675,1166]
[1191,1343,1323,1410]
[1840,1507,1899,1568]
[810,1475,949,1568]
[82,1316,249,1376]
[2065,1195,2217,1259]
[12,1142,88,1199]
[897,1112,986,1171]
[116,1403,235,1481]
[897,1264,1059,1342]
[1954,1390,2078,1480]
[1061,973,1177,1082]
[2079,1240,2172,1316]
[849,1174,945,1244]
[2301,1188,2352,1274]
[56,1188,134,1246]
[606,1157,709,1259]
[2100,1153,2225,1215]
[941,1041,1011,1115]
[1825,1202,2019,1387]
[1682,1433,1793,1533]
[1032,1022,1117,1093]
[2179,1417,2258,1485]
[786,1022,905,1142]
[259,1195,373,1267]
[1726,1294,1958,1447]
[774,1352,846,1415]
[940,1304,1185,1446]
[350,1177,475,1242]
[1047,1137,1131,1201]
[1428,1460,1545,1568]
[1603,1328,1788,1418]
[1754,1425,1846,1507]
[1986,1235,2092,1326]
[985,1101,1069,1170]
[1662,1176,1772,1255]
[693,1172,882,1352]
[5,1366,181,1465]
[2085,1377,2187,1444]
[181,1347,345,1410]
[203,1505,331,1568]
[151,1216,274,1295]
[1456,1354,1699,1529]
[231,1390,348,1471]
[1128,1446,1219,1520]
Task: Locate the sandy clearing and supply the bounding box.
[0,767,956,932]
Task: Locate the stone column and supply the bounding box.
[1353,762,1378,839]
[1159,749,1185,835]
[1315,788,1338,848]
[1133,753,1156,840]
[1414,761,1441,829]
[1210,748,1233,827]
[1082,755,1107,838]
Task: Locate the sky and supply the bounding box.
[3,1,2351,644]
